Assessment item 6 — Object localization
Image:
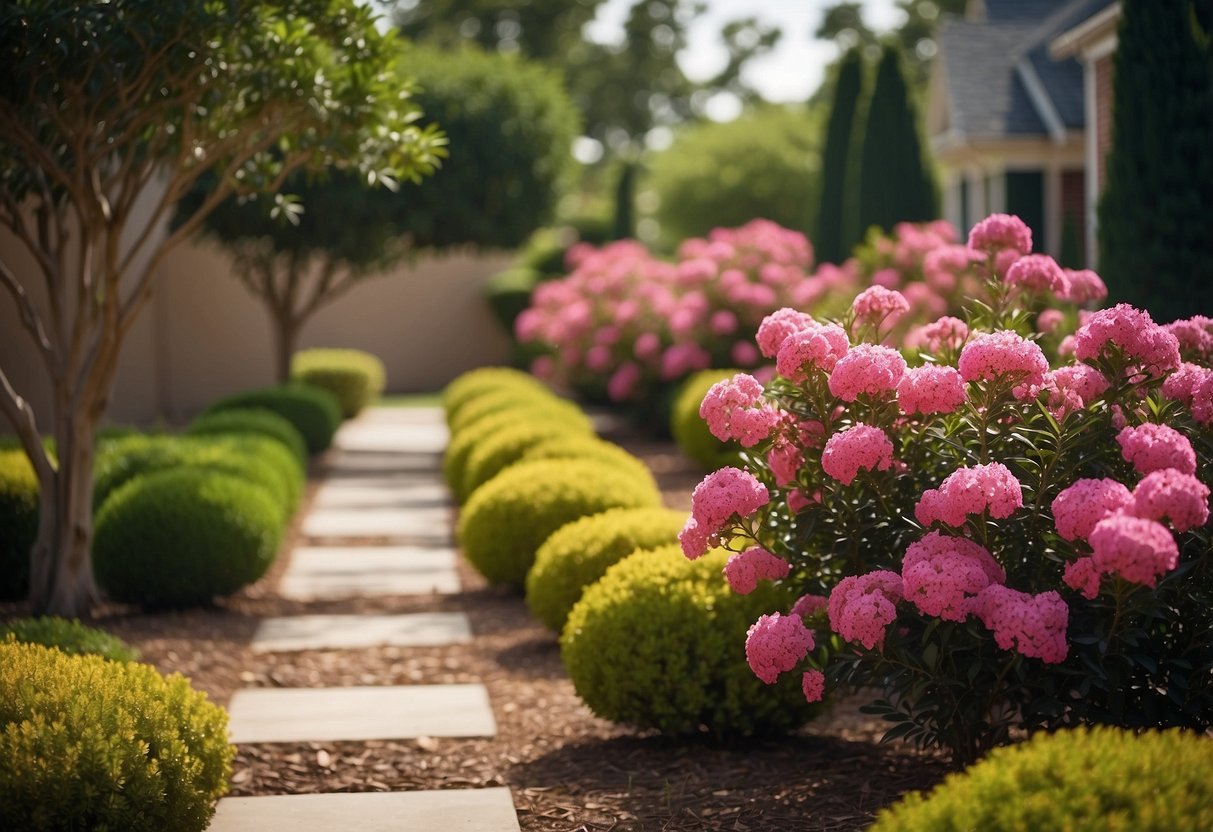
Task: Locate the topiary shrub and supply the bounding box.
[561,545,816,738]
[94,469,283,607]
[460,419,613,502]
[185,407,308,468]
[1,617,138,663]
[519,435,657,484]
[670,369,745,471]
[0,641,233,831]
[526,506,687,633]
[204,383,341,454]
[290,348,386,418]
[442,366,550,426]
[871,726,1213,832]
[447,385,590,439]
[458,459,663,588]
[0,450,38,601]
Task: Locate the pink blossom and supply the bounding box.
[1063,557,1102,599]
[958,330,1049,398]
[1005,254,1069,295]
[1036,309,1065,334]
[776,323,850,382]
[1130,469,1210,533]
[1165,315,1213,360]
[634,331,662,361]
[1057,335,1076,357]
[787,489,813,514]
[1162,363,1212,406]
[923,245,979,291]
[915,462,1024,527]
[828,344,908,401]
[828,571,904,650]
[871,267,902,289]
[1088,514,1179,588]
[699,373,781,448]
[897,364,967,415]
[1059,269,1107,305]
[530,355,555,381]
[1042,363,1109,419]
[790,593,829,620]
[756,307,815,358]
[661,343,711,380]
[767,439,803,487]
[709,309,738,335]
[801,670,826,703]
[821,424,895,486]
[901,531,1005,622]
[852,285,910,327]
[909,316,969,353]
[745,612,814,684]
[973,586,1068,664]
[731,340,761,367]
[1191,373,1213,426]
[723,546,792,595]
[606,362,642,402]
[1073,304,1181,377]
[967,213,1032,257]
[679,467,770,559]
[1051,478,1134,542]
[1116,423,1197,476]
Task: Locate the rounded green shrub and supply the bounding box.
[1,617,138,663]
[94,469,283,607]
[0,641,232,831]
[0,450,37,601]
[447,385,590,439]
[185,407,308,468]
[520,435,656,483]
[871,726,1213,832]
[291,348,386,418]
[526,506,687,633]
[442,366,550,425]
[205,383,342,454]
[458,459,663,588]
[670,369,746,471]
[483,266,542,332]
[561,545,815,738]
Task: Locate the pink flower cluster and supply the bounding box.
[801,669,826,703]
[1162,362,1213,425]
[1073,304,1181,377]
[820,424,895,485]
[967,213,1032,257]
[908,315,969,353]
[958,330,1049,397]
[972,586,1068,664]
[852,285,910,328]
[790,593,829,619]
[915,462,1024,527]
[699,373,782,448]
[897,364,967,415]
[828,344,907,401]
[1061,269,1108,306]
[679,467,769,559]
[1051,478,1134,542]
[901,532,1005,621]
[1166,315,1213,363]
[745,612,814,684]
[828,571,903,649]
[724,547,792,595]
[1130,469,1210,533]
[1116,423,1197,476]
[1004,254,1068,296]
[1042,363,1109,419]
[756,307,815,358]
[775,322,851,382]
[1073,514,1180,593]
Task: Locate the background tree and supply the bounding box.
[814,49,865,264]
[814,0,966,89]
[1097,0,1213,321]
[853,45,938,238]
[612,161,638,241]
[0,0,444,616]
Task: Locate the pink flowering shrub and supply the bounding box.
[675,213,1213,764]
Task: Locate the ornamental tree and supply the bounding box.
[0,0,445,616]
[814,49,864,265]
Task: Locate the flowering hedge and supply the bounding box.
[681,213,1213,763]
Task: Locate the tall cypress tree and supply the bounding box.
[612,160,637,240]
[854,45,938,239]
[815,49,864,264]
[1097,0,1213,322]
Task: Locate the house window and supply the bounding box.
[1005,170,1045,250]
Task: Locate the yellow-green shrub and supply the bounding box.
[561,545,815,738]
[519,435,656,483]
[447,385,589,438]
[871,726,1213,832]
[0,449,37,601]
[458,459,662,588]
[526,506,687,633]
[1,617,137,662]
[442,366,549,425]
[185,407,308,468]
[670,369,744,471]
[291,348,386,418]
[0,642,233,831]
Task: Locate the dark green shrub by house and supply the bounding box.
[0,449,38,600]
[94,469,283,607]
[526,506,687,633]
[205,383,341,453]
[670,369,744,471]
[458,459,662,588]
[562,545,814,738]
[0,642,233,831]
[291,348,386,418]
[1,617,138,662]
[871,726,1213,832]
[186,407,308,467]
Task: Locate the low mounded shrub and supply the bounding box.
[519,435,658,486]
[447,385,590,439]
[0,641,233,831]
[460,420,618,502]
[526,506,687,633]
[291,348,386,418]
[94,469,283,607]
[1,617,138,662]
[671,369,745,471]
[205,383,342,454]
[458,459,663,588]
[0,450,37,601]
[871,727,1213,832]
[442,366,549,426]
[185,407,308,468]
[561,545,816,738]
[483,266,542,333]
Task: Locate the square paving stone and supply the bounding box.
[357,406,444,425]
[210,789,520,832]
[278,546,460,599]
[302,507,453,541]
[312,480,449,509]
[251,612,472,653]
[226,684,496,744]
[325,450,443,476]
[333,422,448,455]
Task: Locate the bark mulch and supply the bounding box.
[1,425,953,831]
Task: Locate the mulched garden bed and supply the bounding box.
[1,423,953,831]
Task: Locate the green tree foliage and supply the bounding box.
[393,0,606,61]
[854,46,938,238]
[0,0,443,616]
[1097,0,1213,322]
[815,0,967,88]
[815,50,865,264]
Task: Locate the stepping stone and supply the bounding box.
[357,406,445,425]
[251,612,472,653]
[211,788,520,832]
[334,421,448,455]
[227,684,496,743]
[302,506,453,541]
[279,546,460,600]
[313,480,449,509]
[326,450,443,476]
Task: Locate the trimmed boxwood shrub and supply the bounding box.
[0,641,232,831]
[185,407,308,468]
[561,545,816,739]
[94,469,283,607]
[442,366,549,425]
[526,506,687,633]
[205,383,341,454]
[0,450,37,601]
[871,726,1213,831]
[671,369,744,472]
[447,385,590,439]
[519,435,656,484]
[1,617,138,663]
[458,459,662,588]
[291,348,386,418]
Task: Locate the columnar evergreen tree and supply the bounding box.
[854,45,938,239]
[612,161,637,241]
[1097,0,1213,322]
[815,50,865,264]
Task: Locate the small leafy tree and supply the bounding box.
[815,49,865,265]
[0,0,445,615]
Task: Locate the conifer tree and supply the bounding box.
[815,50,864,264]
[1097,0,1213,322]
[613,161,637,241]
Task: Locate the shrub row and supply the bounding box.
[290,348,385,418]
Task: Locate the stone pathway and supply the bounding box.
[211,406,520,831]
